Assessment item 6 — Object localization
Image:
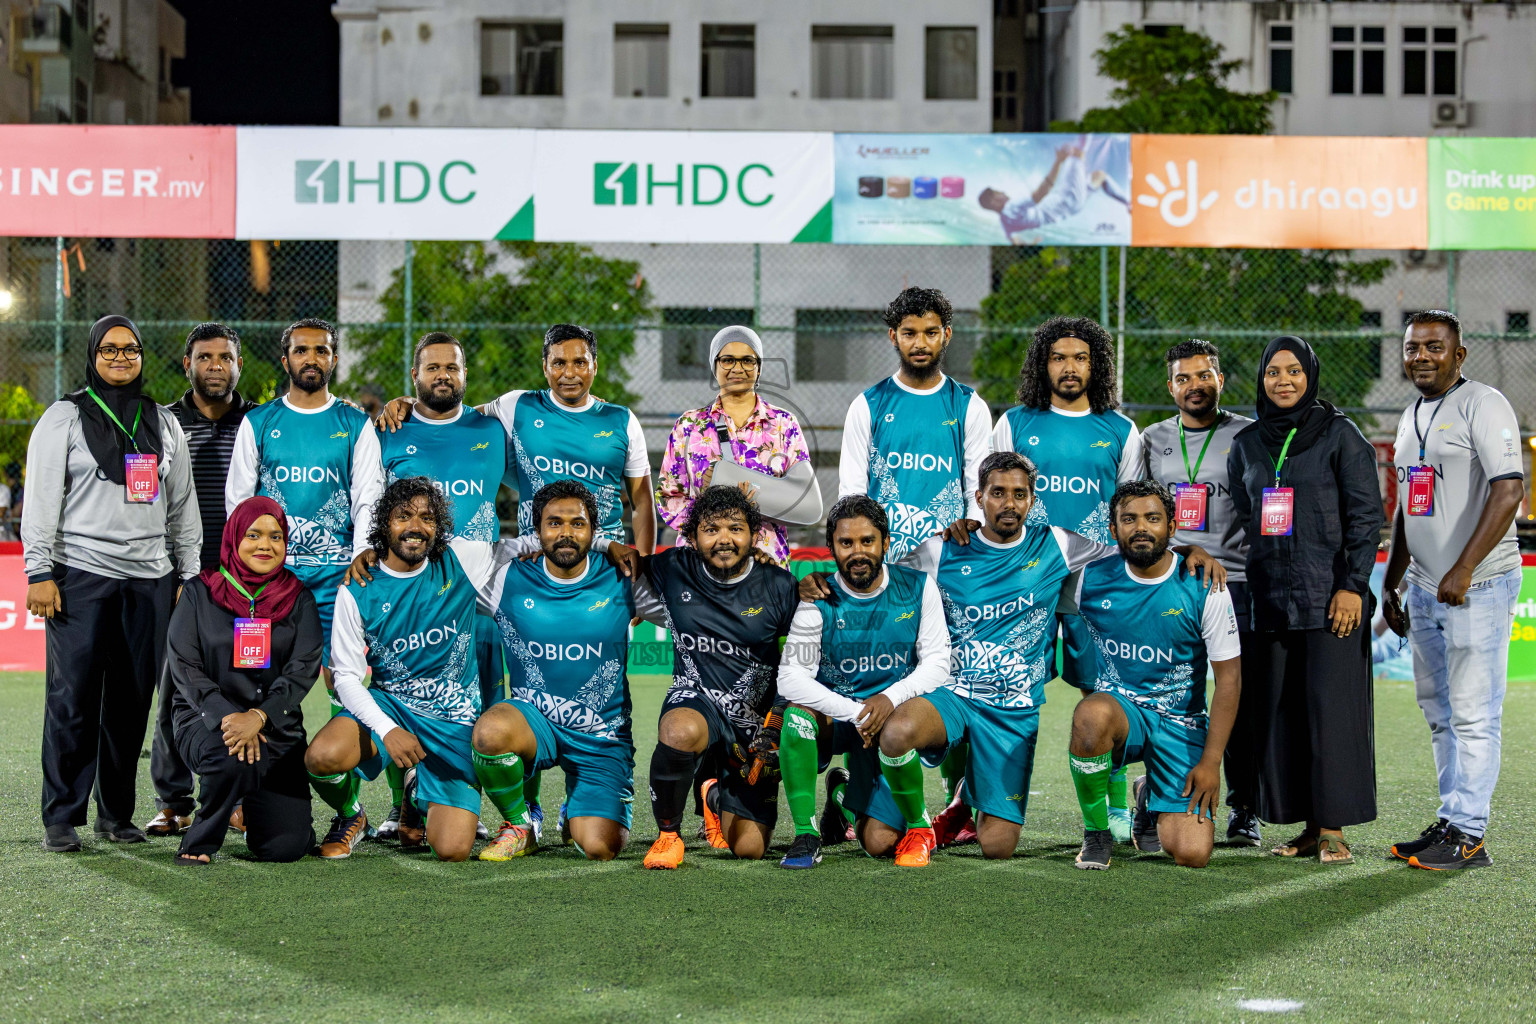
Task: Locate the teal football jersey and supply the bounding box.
[860,376,977,561]
[813,562,927,701]
[490,556,637,741]
[490,390,643,541]
[995,406,1138,543]
[344,545,482,725]
[379,406,509,542]
[1075,553,1241,729]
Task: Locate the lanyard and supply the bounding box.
[219,567,268,619]
[1413,378,1465,463]
[1270,428,1297,488]
[84,388,142,453]
[1178,420,1216,483]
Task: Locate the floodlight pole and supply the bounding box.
[1099,246,1108,330]
[54,236,64,402]
[402,240,415,395]
[1116,246,1127,399]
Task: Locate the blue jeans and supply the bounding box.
[1406,568,1520,836]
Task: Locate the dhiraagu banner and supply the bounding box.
[235,127,536,240]
[1429,137,1536,249]
[532,130,833,243]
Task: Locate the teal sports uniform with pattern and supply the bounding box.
[1075,553,1241,813]
[488,554,638,827]
[331,544,484,813]
[908,524,1112,824]
[228,396,383,656]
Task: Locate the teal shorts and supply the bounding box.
[345,690,481,814]
[921,687,1039,825]
[819,721,903,832]
[1055,614,1098,692]
[298,565,348,665]
[475,611,506,709]
[508,698,635,829]
[1107,691,1207,814]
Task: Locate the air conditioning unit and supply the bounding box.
[1432,100,1470,128]
[1403,249,1446,270]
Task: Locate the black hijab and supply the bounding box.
[1253,335,1336,459]
[65,315,163,484]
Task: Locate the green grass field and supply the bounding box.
[2,671,1533,1024]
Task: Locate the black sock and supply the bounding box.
[705,777,721,816]
[650,743,699,834]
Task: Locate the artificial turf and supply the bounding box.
[1,671,1533,1023]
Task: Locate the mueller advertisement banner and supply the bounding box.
[832,133,1132,246]
[1428,137,1536,249]
[531,130,833,243]
[235,127,536,240]
[0,126,235,238]
[1130,135,1428,250]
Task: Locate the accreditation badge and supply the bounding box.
[1406,465,1435,517]
[1173,483,1208,532]
[124,453,159,503]
[234,618,273,669]
[1260,487,1294,536]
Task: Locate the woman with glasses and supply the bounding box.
[656,326,812,566]
[22,315,202,853]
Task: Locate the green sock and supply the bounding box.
[385,762,405,809]
[1108,766,1129,813]
[309,771,362,818]
[827,761,853,828]
[328,693,344,719]
[779,707,821,836]
[525,769,543,810]
[939,742,969,806]
[879,749,930,829]
[1070,751,1113,831]
[472,750,528,825]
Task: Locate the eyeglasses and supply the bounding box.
[715,355,760,371]
[97,345,144,362]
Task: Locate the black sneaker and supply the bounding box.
[42,823,82,852]
[779,832,823,869]
[93,818,147,844]
[373,804,402,841]
[1408,825,1492,870]
[399,767,426,848]
[1131,775,1161,853]
[1226,807,1262,847]
[818,766,855,845]
[1074,828,1114,870]
[1390,817,1449,861]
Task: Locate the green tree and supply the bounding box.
[1053,25,1275,134]
[0,383,45,471]
[349,241,653,407]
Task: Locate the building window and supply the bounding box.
[993,67,1018,122]
[481,22,563,96]
[1433,27,1457,95]
[1269,24,1293,94]
[812,26,893,100]
[1330,26,1384,95]
[1508,311,1530,336]
[1142,24,1176,38]
[615,23,668,98]
[661,307,754,381]
[1404,26,1457,96]
[994,0,1019,17]
[701,24,754,98]
[794,310,875,381]
[1361,27,1385,95]
[925,26,977,100]
[1330,27,1355,94]
[1360,310,1383,329]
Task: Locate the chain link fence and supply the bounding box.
[2,235,1533,541]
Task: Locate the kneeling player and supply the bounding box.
[1068,481,1240,870]
[305,477,489,862]
[775,496,951,868]
[470,482,637,862]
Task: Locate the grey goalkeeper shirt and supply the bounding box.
[1139,410,1254,583]
[1391,378,1524,592]
[21,401,202,583]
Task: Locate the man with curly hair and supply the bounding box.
[839,286,993,563]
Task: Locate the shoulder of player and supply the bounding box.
[885,561,926,591]
[1080,550,1121,579]
[1105,407,1137,438]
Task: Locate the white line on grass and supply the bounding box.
[1237,998,1304,1013]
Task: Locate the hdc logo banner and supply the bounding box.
[1130,135,1427,249]
[235,127,535,240]
[534,131,833,243]
[0,126,234,238]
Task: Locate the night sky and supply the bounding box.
[168,0,339,125]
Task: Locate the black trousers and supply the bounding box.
[175,723,314,861]
[41,565,174,828]
[149,661,195,815]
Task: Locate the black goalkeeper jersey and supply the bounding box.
[640,547,799,738]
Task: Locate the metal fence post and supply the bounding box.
[1116,246,1127,399]
[1099,246,1109,331]
[1446,250,1458,315]
[402,240,414,395]
[752,243,761,327]
[53,236,64,402]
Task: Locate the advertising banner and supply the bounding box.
[833,133,1131,245]
[532,131,832,243]
[235,127,536,240]
[1428,138,1536,250]
[1131,135,1428,249]
[0,553,46,672]
[0,126,235,238]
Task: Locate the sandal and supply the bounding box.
[174,852,213,866]
[1270,832,1320,857]
[1317,833,1353,865]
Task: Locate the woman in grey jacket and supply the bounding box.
[22,315,202,853]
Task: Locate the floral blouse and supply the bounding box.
[656,395,812,566]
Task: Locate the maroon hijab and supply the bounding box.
[200,497,304,621]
